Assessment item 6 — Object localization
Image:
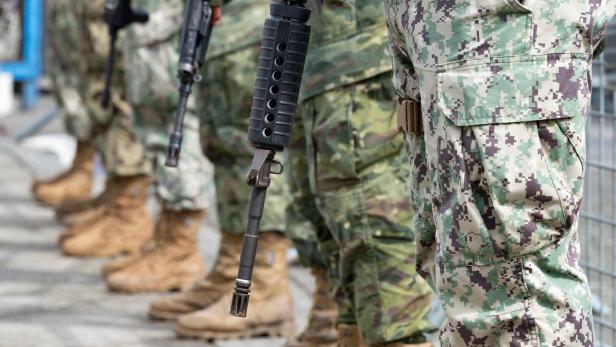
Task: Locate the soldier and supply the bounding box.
[281,1,435,346]
[97,0,217,293]
[145,0,320,341]
[385,0,615,345]
[41,0,153,256]
[34,0,100,208]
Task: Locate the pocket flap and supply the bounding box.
[437,56,591,126]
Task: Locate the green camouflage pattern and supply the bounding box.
[47,0,108,141]
[301,0,392,101]
[99,105,152,177]
[197,0,291,234]
[289,71,435,344]
[206,0,264,59]
[386,0,615,345]
[47,0,149,177]
[124,0,214,211]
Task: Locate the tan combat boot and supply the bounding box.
[148,231,242,320]
[284,267,337,347]
[101,242,155,278]
[61,175,153,257]
[55,177,118,226]
[174,232,295,341]
[104,209,206,293]
[32,141,95,207]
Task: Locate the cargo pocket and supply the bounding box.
[434,56,590,264]
[437,57,591,127]
[313,75,401,190]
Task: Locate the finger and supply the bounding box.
[212,6,222,25]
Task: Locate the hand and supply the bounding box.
[212,6,222,25]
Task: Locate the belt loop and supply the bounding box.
[396,98,422,134]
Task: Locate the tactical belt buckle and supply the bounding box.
[396,98,422,134]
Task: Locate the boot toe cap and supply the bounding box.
[61,232,101,256]
[106,271,149,293]
[150,295,195,313]
[176,311,213,331]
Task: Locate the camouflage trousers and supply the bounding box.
[208,154,290,235]
[134,108,214,211]
[97,107,151,177]
[61,78,103,143]
[62,77,150,178]
[199,45,291,235]
[386,0,601,345]
[288,73,434,344]
[404,100,592,347]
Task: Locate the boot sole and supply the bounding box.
[107,283,185,294]
[62,242,145,258]
[107,272,203,294]
[147,308,185,321]
[175,320,295,341]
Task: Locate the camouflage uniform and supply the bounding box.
[197,0,289,234]
[287,1,434,344]
[385,0,615,345]
[47,0,149,177]
[123,0,214,211]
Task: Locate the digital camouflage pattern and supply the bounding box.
[47,0,149,177]
[123,0,214,211]
[386,0,616,345]
[197,0,295,236]
[288,1,436,341]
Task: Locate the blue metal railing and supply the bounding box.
[0,0,43,109]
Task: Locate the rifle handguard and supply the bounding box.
[247,2,312,151]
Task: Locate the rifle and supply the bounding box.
[229,0,319,318]
[165,0,214,167]
[102,0,149,108]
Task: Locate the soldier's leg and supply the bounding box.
[99,0,213,290]
[306,74,435,345]
[35,0,111,208]
[282,111,339,347]
[427,111,592,347]
[104,111,212,293]
[32,88,96,208]
[154,38,293,338]
[58,65,158,256]
[59,102,155,247]
[172,145,295,340]
[384,0,607,344]
[404,133,436,292]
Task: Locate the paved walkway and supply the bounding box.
[0,106,312,347]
